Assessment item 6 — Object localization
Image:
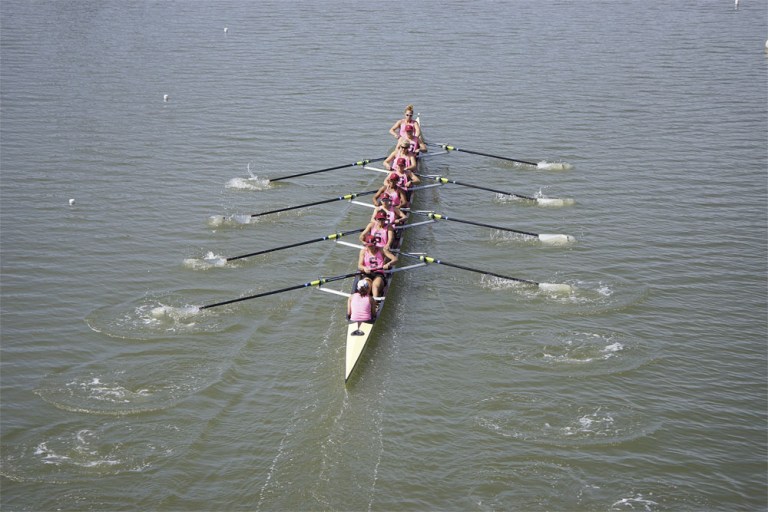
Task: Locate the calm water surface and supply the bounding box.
[1,1,766,510]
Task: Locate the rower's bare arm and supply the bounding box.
[359,223,374,243]
[383,249,398,268]
[372,186,385,205]
[384,228,395,250]
[383,150,396,170]
[389,120,401,138]
[357,251,367,272]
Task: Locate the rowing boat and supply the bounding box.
[188,114,574,383]
[342,120,426,382]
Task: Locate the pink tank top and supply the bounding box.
[394,171,409,191]
[364,248,385,272]
[350,293,372,322]
[371,226,388,248]
[386,189,401,207]
[399,121,416,138]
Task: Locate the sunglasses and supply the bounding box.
[405,113,413,117]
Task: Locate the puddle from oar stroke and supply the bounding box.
[505,328,653,377]
[35,357,224,415]
[1,418,189,483]
[478,273,649,317]
[474,392,660,446]
[85,292,241,340]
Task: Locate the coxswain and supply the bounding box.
[389,104,421,140]
[360,209,396,251]
[347,279,376,336]
[357,234,397,298]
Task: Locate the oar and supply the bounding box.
[431,143,538,166]
[214,228,365,264]
[269,157,388,183]
[199,272,360,310]
[247,189,378,219]
[430,143,570,171]
[411,211,575,245]
[414,173,572,207]
[400,252,572,293]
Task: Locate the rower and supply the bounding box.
[389,104,421,140]
[360,209,396,251]
[384,141,416,173]
[373,194,407,227]
[357,234,397,299]
[386,159,420,207]
[398,124,426,155]
[347,279,376,336]
[373,172,408,211]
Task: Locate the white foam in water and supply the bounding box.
[183,252,227,269]
[225,177,270,191]
[611,495,659,511]
[203,251,228,267]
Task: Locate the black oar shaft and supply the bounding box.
[423,213,539,238]
[419,256,539,286]
[199,272,360,310]
[399,252,539,286]
[417,174,536,201]
[434,143,539,167]
[226,228,365,262]
[270,157,387,182]
[249,190,377,218]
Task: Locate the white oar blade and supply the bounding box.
[208,215,225,227]
[536,161,572,171]
[151,305,201,318]
[537,234,576,246]
[207,214,254,228]
[535,197,575,207]
[538,282,573,294]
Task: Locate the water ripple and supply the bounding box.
[474,392,660,446]
[35,357,224,415]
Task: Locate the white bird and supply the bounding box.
[163,94,169,102]
[69,199,75,206]
[224,27,228,34]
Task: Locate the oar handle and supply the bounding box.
[225,228,365,262]
[270,157,387,182]
[431,143,539,167]
[199,272,360,310]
